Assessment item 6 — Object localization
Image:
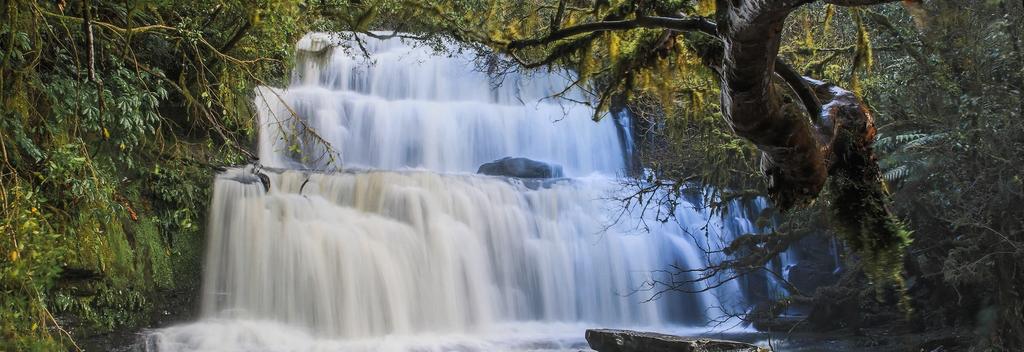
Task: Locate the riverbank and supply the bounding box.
[76,287,198,352]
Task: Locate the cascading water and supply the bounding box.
[257,33,626,174]
[146,33,771,352]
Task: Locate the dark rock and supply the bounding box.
[739,270,774,305]
[789,261,839,295]
[747,299,808,332]
[477,157,563,179]
[256,171,271,192]
[221,168,272,192]
[58,267,104,282]
[586,329,764,352]
[806,285,860,330]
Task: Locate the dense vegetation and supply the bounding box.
[1,0,1020,350]
[0,0,354,348]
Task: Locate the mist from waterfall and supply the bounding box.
[146,32,775,352]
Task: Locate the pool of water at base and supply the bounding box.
[137,320,777,352]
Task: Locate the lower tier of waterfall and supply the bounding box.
[144,167,762,351]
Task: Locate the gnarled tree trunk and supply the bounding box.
[715,0,830,210]
[713,0,909,292]
[507,0,910,292]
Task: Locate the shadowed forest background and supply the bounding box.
[1,0,1021,351]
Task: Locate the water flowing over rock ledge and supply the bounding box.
[586,329,765,352]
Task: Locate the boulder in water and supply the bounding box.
[477,157,564,179]
[586,329,765,352]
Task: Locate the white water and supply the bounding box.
[257,33,625,175]
[148,33,766,352]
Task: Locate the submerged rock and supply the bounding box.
[586,329,764,352]
[477,157,564,179]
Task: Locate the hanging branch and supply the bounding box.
[83,0,96,82]
[82,0,108,141]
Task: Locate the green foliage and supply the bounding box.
[874,131,948,185]
[0,189,68,350]
[52,63,163,136]
[862,2,1024,348]
[0,0,360,348]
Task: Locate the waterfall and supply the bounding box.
[147,32,767,352]
[257,33,625,175]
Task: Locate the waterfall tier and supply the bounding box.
[201,168,741,339]
[257,32,627,175]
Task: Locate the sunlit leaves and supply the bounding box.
[694,0,715,17]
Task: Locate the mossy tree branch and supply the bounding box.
[505,0,912,291]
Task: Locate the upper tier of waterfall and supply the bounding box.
[256,32,628,175]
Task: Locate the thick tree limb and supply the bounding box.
[711,0,910,305]
[715,0,828,209]
[509,16,716,49]
[505,2,908,260]
[504,4,845,209]
[510,17,825,121]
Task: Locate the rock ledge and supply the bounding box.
[586,329,765,352]
[477,157,564,179]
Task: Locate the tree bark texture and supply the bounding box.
[715,0,828,210]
